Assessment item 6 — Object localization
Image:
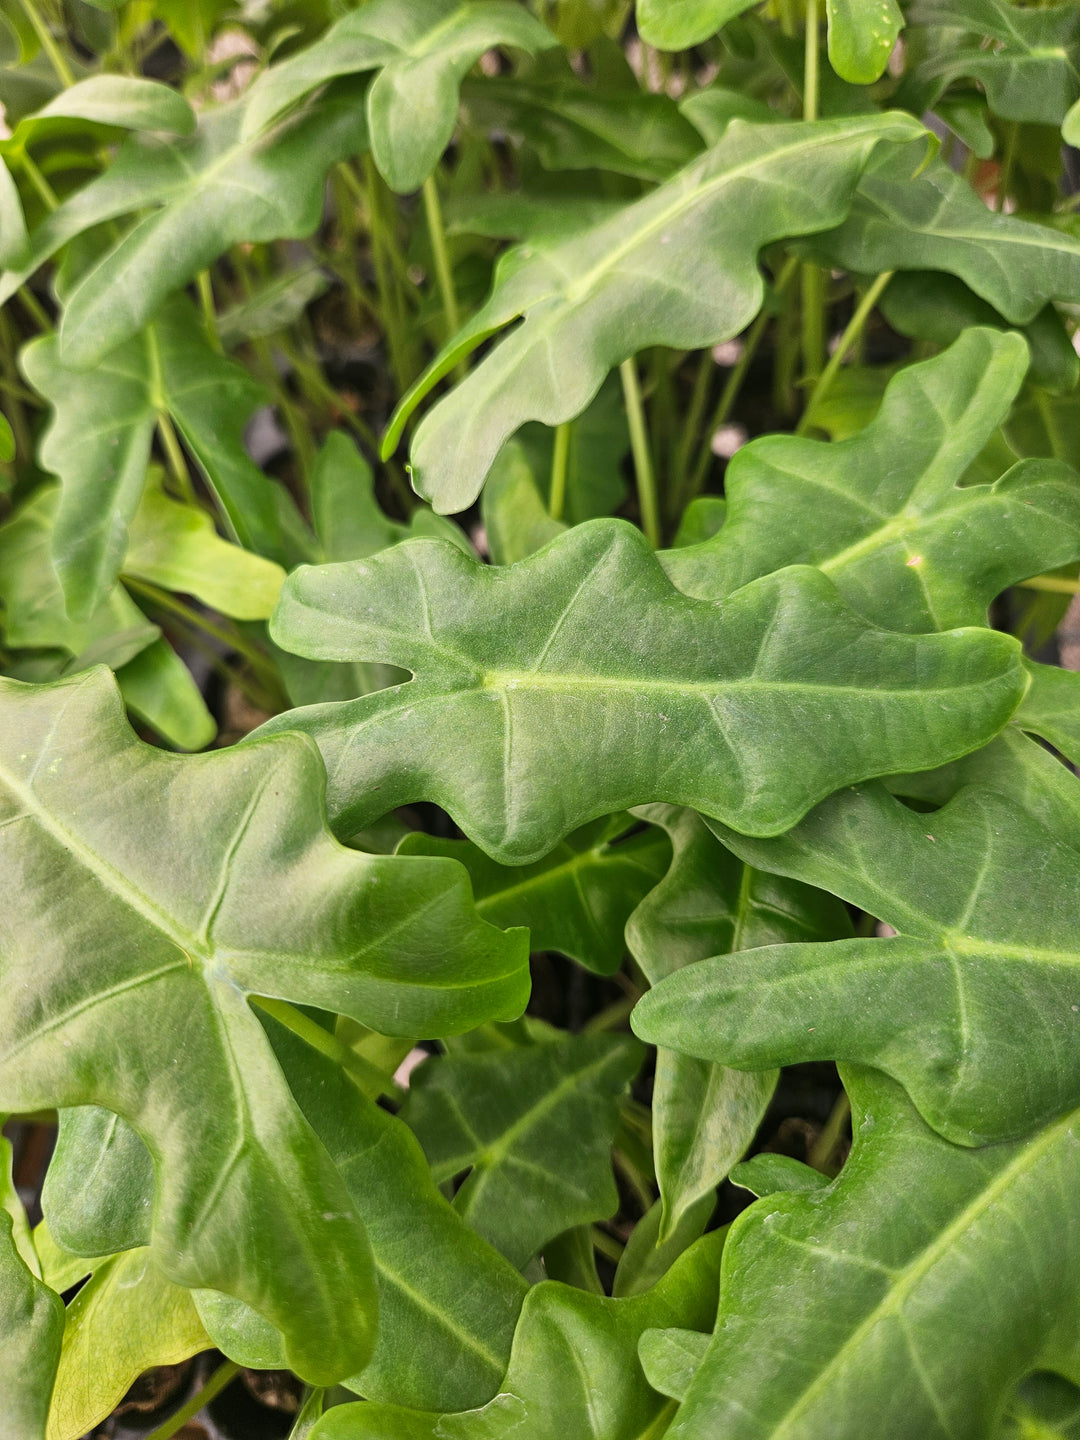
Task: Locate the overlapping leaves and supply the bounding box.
[383,112,925,513]
[0,667,527,1385]
[262,519,1024,862]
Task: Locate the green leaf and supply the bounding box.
[402,1032,642,1267]
[810,143,1080,324]
[627,804,851,1235]
[124,475,286,622]
[1014,661,1080,766]
[25,75,196,136]
[612,1192,715,1299]
[481,440,567,565]
[664,329,1080,632]
[664,1068,1080,1440]
[0,156,28,268]
[637,0,756,49]
[637,1326,710,1403]
[462,73,703,182]
[880,273,1079,394]
[308,1229,725,1439]
[0,1182,62,1440]
[399,813,670,976]
[216,261,329,348]
[261,519,1025,864]
[383,112,926,513]
[0,83,370,368]
[729,1152,831,1197]
[112,640,217,753]
[0,410,12,463]
[0,666,529,1383]
[908,0,1080,127]
[22,295,281,618]
[44,1107,153,1258]
[633,762,1080,1144]
[45,1247,209,1440]
[242,0,555,192]
[826,0,903,84]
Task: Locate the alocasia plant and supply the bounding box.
[1,0,1079,1434]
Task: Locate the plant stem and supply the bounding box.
[21,150,58,212]
[620,358,661,548]
[17,0,75,87]
[144,1359,240,1440]
[591,1225,625,1262]
[797,270,894,434]
[251,996,406,1103]
[673,348,715,510]
[1017,574,1080,595]
[156,412,196,503]
[687,256,799,501]
[803,0,820,122]
[549,421,571,520]
[16,285,52,332]
[121,576,281,693]
[197,270,221,352]
[808,1090,851,1174]
[422,173,461,341]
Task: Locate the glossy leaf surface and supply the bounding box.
[667,1068,1080,1440]
[635,768,1080,1144]
[664,329,1080,631]
[636,0,755,49]
[400,814,670,975]
[403,1032,642,1266]
[627,805,851,1234]
[263,520,1025,863]
[826,0,903,84]
[385,112,924,513]
[0,667,528,1382]
[242,0,554,191]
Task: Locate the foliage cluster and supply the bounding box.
[2,0,1080,1435]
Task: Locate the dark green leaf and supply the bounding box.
[309,1229,725,1439]
[384,112,925,513]
[262,519,1025,863]
[403,1032,642,1266]
[634,762,1080,1144]
[664,329,1080,632]
[400,813,670,975]
[242,0,555,191]
[665,1068,1080,1440]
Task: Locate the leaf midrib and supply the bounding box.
[761,1105,1078,1438]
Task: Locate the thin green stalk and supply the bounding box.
[16,286,52,332]
[549,421,571,520]
[797,270,894,434]
[196,270,221,352]
[122,576,282,695]
[144,1360,240,1440]
[808,1090,851,1174]
[620,358,661,548]
[591,1226,625,1262]
[997,122,1018,212]
[1017,574,1080,595]
[358,157,415,394]
[688,256,799,500]
[21,150,58,212]
[252,996,406,1103]
[673,347,715,509]
[803,0,820,121]
[583,995,637,1034]
[16,0,74,87]
[155,412,196,504]
[422,173,461,340]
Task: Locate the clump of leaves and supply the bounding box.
[1,1,1080,1437]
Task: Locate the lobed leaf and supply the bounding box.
[810,144,1080,325]
[0,1140,63,1440]
[261,519,1026,864]
[634,762,1080,1144]
[383,112,926,513]
[241,0,555,191]
[22,295,281,618]
[627,804,851,1236]
[663,328,1080,632]
[0,83,370,367]
[403,1032,643,1267]
[665,1068,1080,1440]
[0,667,528,1384]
